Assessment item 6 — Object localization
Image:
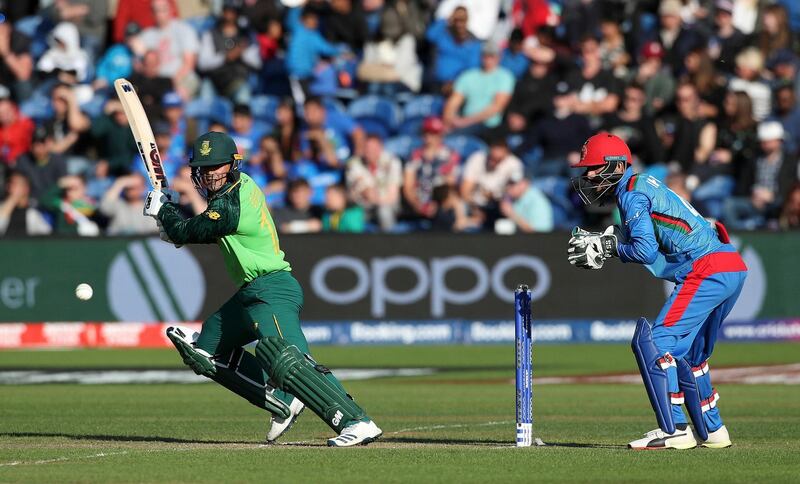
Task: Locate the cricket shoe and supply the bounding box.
[628,424,698,450]
[266,397,305,443]
[327,420,382,447]
[699,425,732,449]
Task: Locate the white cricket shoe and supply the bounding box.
[628,425,697,450]
[700,425,732,449]
[266,397,304,443]
[327,420,383,447]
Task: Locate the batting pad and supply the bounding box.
[256,337,367,433]
[167,326,291,419]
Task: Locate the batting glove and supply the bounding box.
[143,189,178,219]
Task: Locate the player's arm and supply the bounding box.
[157,194,239,245]
[616,192,658,265]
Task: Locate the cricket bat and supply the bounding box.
[114,78,168,190]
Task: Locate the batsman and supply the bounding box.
[143,131,382,447]
[568,133,747,450]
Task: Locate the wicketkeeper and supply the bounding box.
[568,133,747,450]
[143,131,382,446]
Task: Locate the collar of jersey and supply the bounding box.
[615,166,636,197]
[209,179,242,200]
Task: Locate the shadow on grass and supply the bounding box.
[382,436,515,446]
[383,437,624,449]
[0,431,253,445]
[543,441,625,449]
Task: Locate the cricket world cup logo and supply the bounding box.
[107,238,205,322]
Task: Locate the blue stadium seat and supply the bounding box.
[185,16,217,35]
[398,95,443,135]
[185,96,233,133]
[532,176,580,230]
[444,134,487,161]
[347,95,402,136]
[323,97,347,116]
[287,160,342,205]
[402,95,443,120]
[251,95,280,125]
[384,135,423,160]
[19,95,53,122]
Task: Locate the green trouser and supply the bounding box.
[195,270,347,408]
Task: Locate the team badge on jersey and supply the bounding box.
[206,210,221,220]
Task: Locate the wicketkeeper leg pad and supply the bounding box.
[256,336,367,433]
[677,358,710,441]
[631,318,677,434]
[167,326,291,418]
[679,358,723,435]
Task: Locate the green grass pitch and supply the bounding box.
[1,343,799,483]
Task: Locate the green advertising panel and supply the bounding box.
[737,233,800,318]
[0,238,213,322]
[0,233,797,322]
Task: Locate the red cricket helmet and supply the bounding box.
[575,132,632,168]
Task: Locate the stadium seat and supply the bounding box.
[402,95,443,121]
[399,95,443,135]
[444,134,487,161]
[347,95,402,136]
[19,95,53,122]
[185,96,233,132]
[532,176,580,230]
[384,135,423,160]
[185,16,217,35]
[251,95,280,125]
[323,97,347,116]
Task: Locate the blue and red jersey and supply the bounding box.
[614,167,738,283]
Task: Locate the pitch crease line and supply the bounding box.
[0,451,128,467]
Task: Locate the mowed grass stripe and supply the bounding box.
[1,343,798,482]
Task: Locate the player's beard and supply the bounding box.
[202,173,229,193]
[191,167,231,198]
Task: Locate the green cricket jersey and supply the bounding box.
[158,173,290,285]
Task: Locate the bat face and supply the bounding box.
[114,78,168,190]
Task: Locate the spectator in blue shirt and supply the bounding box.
[161,91,187,160]
[500,29,529,79]
[425,6,481,92]
[286,8,343,84]
[443,42,515,136]
[300,96,365,168]
[229,104,266,161]
[93,22,139,92]
[500,173,554,233]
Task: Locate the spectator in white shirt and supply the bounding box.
[346,134,403,231]
[460,136,523,225]
[138,0,200,98]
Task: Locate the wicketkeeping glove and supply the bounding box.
[567,225,620,270]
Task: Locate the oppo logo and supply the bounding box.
[310,255,550,318]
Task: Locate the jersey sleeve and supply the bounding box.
[158,194,239,245]
[616,191,659,265]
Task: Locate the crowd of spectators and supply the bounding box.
[1,0,799,237]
